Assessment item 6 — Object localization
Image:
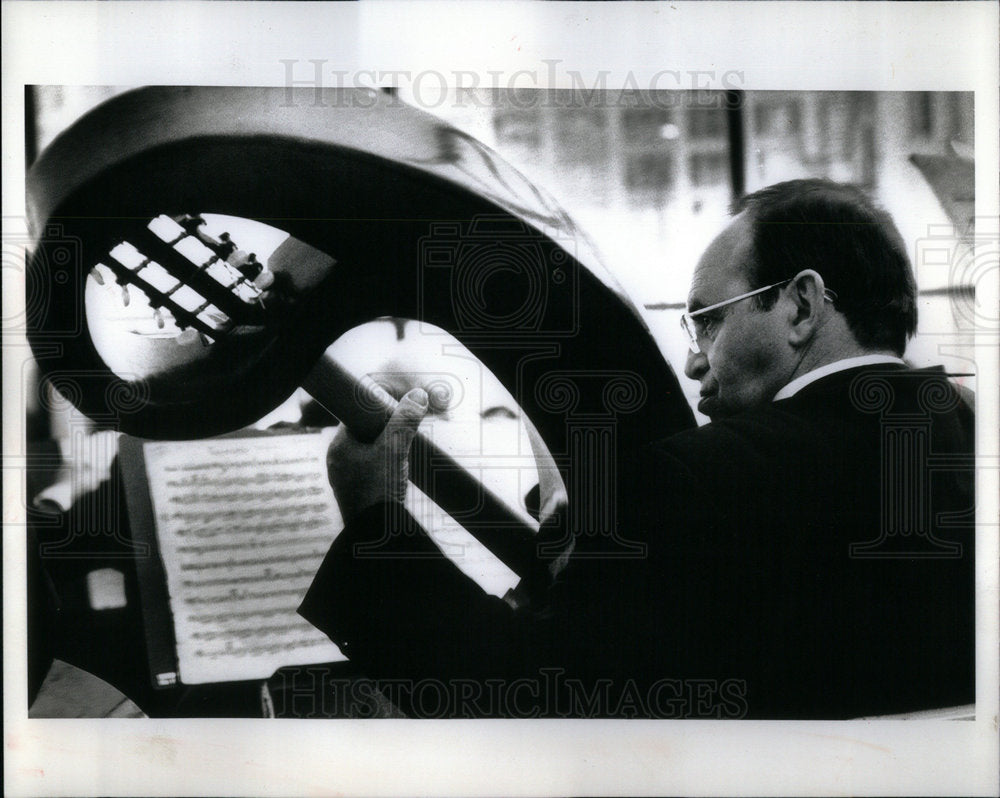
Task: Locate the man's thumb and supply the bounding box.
[386,388,428,447]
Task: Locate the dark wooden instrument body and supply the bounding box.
[28,87,694,456]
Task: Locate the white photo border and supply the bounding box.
[3,2,998,796]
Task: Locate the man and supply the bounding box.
[299,179,975,718]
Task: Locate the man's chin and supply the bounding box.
[699,394,745,422]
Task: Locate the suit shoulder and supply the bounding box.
[654,402,808,453]
[645,404,813,483]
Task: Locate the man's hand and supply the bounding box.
[326,388,429,524]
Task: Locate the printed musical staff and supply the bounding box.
[142,431,344,683]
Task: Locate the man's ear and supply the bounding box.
[785,269,828,346]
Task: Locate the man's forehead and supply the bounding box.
[688,213,754,309]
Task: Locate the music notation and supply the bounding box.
[142,431,345,684]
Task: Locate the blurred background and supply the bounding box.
[420,88,978,407]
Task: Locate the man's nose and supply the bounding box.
[684,348,709,381]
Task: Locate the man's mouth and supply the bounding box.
[697,390,718,415]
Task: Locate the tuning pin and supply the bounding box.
[178,214,206,235]
[121,284,131,307]
[153,308,166,329]
[216,232,237,259]
[89,264,108,285]
[244,253,262,279]
[229,250,263,280]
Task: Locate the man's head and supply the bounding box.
[684,179,917,420]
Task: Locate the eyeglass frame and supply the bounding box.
[680,276,838,354]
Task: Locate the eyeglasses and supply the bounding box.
[680,277,838,354]
[680,279,792,353]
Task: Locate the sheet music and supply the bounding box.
[143,431,344,684]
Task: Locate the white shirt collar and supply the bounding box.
[773,355,907,401]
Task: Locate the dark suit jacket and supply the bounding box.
[299,365,975,718]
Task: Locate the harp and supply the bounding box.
[26,86,695,582]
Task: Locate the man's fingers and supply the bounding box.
[383,388,429,453]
